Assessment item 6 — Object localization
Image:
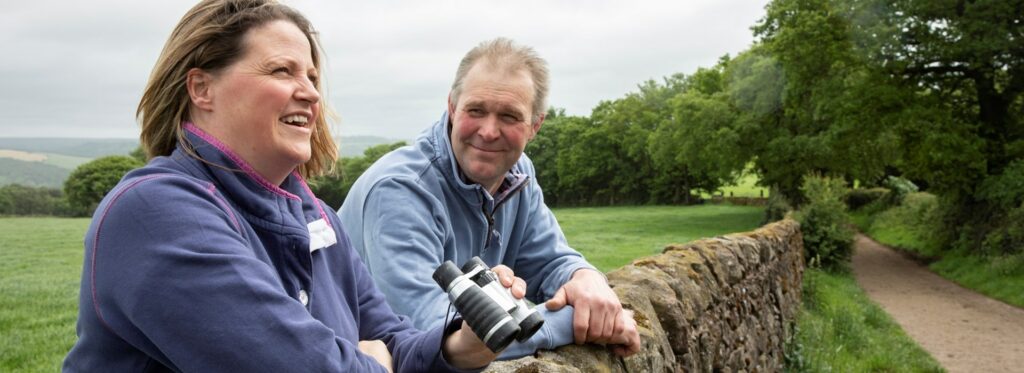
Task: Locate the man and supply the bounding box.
[338,38,640,358]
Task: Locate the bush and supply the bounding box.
[867,192,943,258]
[63,155,143,216]
[794,175,853,270]
[882,176,918,206]
[844,187,889,210]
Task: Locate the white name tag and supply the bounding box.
[307,218,337,253]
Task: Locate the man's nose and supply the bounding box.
[478,116,501,141]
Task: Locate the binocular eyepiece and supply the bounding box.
[432,257,544,353]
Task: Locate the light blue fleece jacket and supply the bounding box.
[338,111,595,358]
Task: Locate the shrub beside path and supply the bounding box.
[852,233,1024,373]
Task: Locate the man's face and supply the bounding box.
[448,63,542,193]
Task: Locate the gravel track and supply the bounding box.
[851,234,1024,373]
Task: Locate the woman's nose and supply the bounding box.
[295,78,320,104]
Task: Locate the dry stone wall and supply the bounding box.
[486,219,804,372]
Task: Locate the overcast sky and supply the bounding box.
[0,0,769,141]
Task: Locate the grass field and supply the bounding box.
[0,206,763,371]
[1,205,940,372]
[552,204,764,271]
[1,218,87,372]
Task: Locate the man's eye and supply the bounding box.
[501,114,520,123]
[467,109,484,116]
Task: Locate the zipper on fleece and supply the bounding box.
[478,176,531,256]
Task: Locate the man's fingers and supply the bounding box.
[612,309,626,337]
[545,287,568,310]
[586,304,607,342]
[491,265,515,287]
[573,304,590,344]
[600,307,618,341]
[511,277,527,299]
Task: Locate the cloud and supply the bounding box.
[0,0,768,140]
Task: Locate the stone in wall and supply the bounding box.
[485,219,804,372]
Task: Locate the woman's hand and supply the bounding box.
[443,320,498,369]
[358,340,393,373]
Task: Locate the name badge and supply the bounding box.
[307,218,337,253]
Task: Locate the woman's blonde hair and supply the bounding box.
[137,0,336,177]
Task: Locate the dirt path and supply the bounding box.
[851,234,1024,373]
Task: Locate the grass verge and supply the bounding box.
[553,204,764,272]
[786,268,944,372]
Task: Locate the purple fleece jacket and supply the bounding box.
[63,124,480,373]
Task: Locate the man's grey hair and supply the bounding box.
[450,37,549,123]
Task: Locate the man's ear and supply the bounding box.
[186,68,215,112]
[529,113,545,140]
[447,92,456,115]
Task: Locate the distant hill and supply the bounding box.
[0,136,404,187]
[0,158,70,188]
[0,138,138,159]
[0,136,404,159]
[338,135,407,157]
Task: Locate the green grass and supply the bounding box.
[700,171,770,199]
[553,204,764,272]
[3,205,944,372]
[0,217,87,372]
[930,252,1024,308]
[787,268,944,373]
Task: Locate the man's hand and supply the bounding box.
[546,269,640,355]
[358,340,393,373]
[490,264,527,299]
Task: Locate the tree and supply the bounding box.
[309,141,406,208]
[864,0,1023,252]
[63,156,144,216]
[0,184,66,216]
[751,0,901,204]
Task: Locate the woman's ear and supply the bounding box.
[186,68,214,111]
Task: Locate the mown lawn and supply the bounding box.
[1,205,943,372]
[552,204,764,272]
[0,217,88,372]
[0,205,763,371]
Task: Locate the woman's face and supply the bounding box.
[202,20,320,182]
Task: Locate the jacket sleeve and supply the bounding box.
[329,204,481,372]
[88,176,389,372]
[511,168,598,303]
[357,177,455,332]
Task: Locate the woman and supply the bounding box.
[62,1,495,371]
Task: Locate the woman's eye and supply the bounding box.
[273,67,290,75]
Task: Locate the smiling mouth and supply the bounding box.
[470,144,503,152]
[281,114,310,127]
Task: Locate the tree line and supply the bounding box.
[521,0,1021,258]
[8,0,1019,261]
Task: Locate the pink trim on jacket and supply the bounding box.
[183,122,300,201]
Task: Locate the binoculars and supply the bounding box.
[432,257,544,353]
